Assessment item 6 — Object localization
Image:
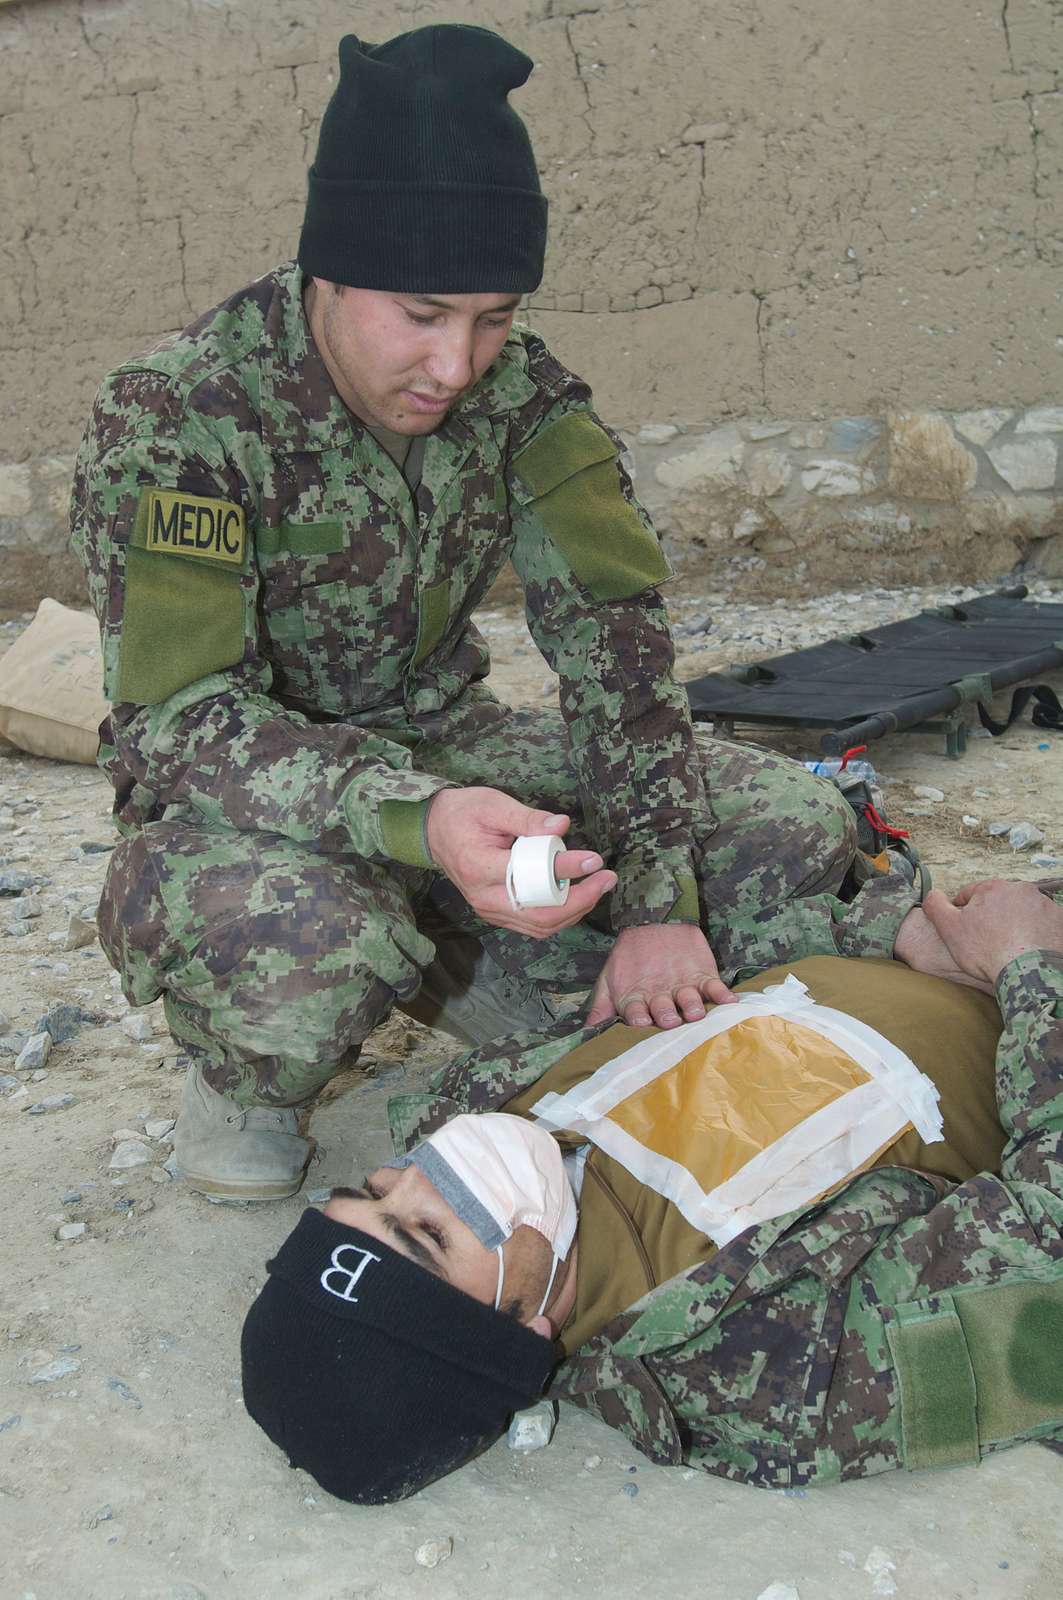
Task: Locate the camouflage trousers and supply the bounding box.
[96,711,856,1106]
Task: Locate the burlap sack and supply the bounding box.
[0,598,109,765]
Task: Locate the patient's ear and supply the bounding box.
[526,1314,554,1340]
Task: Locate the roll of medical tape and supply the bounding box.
[506,834,570,911]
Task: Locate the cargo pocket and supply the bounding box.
[513,411,672,601]
[257,520,354,707]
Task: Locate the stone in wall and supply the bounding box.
[1034,533,1063,577]
[1016,408,1063,434]
[742,421,792,442]
[988,438,1058,491]
[624,400,1063,594]
[654,427,744,492]
[953,409,1012,446]
[0,465,33,521]
[0,454,85,614]
[744,448,792,498]
[887,413,978,501]
[801,460,874,497]
[0,457,75,555]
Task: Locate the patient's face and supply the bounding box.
[324,1160,577,1330]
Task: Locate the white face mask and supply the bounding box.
[387,1114,579,1316]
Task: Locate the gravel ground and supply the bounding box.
[1,578,1061,1600]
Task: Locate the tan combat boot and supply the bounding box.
[173,1064,314,1200]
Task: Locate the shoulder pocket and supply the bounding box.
[117,488,248,704]
[513,412,671,602]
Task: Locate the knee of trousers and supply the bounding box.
[694,744,858,906]
[798,772,858,889]
[98,827,436,1064]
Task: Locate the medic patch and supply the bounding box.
[134,489,246,566]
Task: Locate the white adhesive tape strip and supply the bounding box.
[506,834,570,911]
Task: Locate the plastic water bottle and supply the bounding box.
[803,756,878,782]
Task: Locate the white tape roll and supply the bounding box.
[506,834,570,911]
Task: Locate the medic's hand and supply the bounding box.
[425,786,616,936]
[921,879,1063,987]
[893,905,995,994]
[585,923,736,1030]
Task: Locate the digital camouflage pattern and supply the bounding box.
[71,261,705,923]
[73,262,860,1104]
[389,882,1063,1487]
[94,725,858,1105]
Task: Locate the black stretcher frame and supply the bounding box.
[684,586,1063,759]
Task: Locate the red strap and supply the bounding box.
[862,800,909,841]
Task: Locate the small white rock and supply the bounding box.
[987,820,1013,837]
[912,785,945,802]
[55,1222,87,1242]
[120,1013,155,1042]
[15,1033,51,1073]
[414,1537,453,1569]
[25,1093,74,1115]
[29,1355,82,1383]
[864,1546,898,1597]
[961,815,982,828]
[109,1138,153,1171]
[144,1118,176,1140]
[508,1399,556,1452]
[63,914,97,951]
[1009,823,1045,851]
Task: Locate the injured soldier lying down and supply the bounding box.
[241,879,1063,1503]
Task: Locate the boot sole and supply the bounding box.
[177,1138,315,1202]
[180,1171,309,1201]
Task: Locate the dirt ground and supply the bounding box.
[2,580,1062,1600]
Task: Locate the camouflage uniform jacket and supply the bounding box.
[390,885,1063,1486]
[70,262,702,926]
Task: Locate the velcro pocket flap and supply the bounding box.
[885,1295,979,1472]
[514,412,672,602]
[514,410,618,500]
[257,521,345,557]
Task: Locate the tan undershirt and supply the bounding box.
[367,423,426,493]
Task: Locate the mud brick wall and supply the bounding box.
[2,0,1061,609]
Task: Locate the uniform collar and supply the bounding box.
[259,264,539,455]
[260,263,358,455]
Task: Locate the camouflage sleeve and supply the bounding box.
[993,951,1063,1207]
[506,336,709,929]
[70,371,449,864]
[710,867,925,982]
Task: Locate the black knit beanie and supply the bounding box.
[298,25,548,293]
[241,1209,557,1504]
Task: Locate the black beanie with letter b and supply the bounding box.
[241,1209,556,1504]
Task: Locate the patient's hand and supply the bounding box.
[894,905,995,994]
[921,879,1063,987]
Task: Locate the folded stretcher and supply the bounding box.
[685,585,1063,758]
